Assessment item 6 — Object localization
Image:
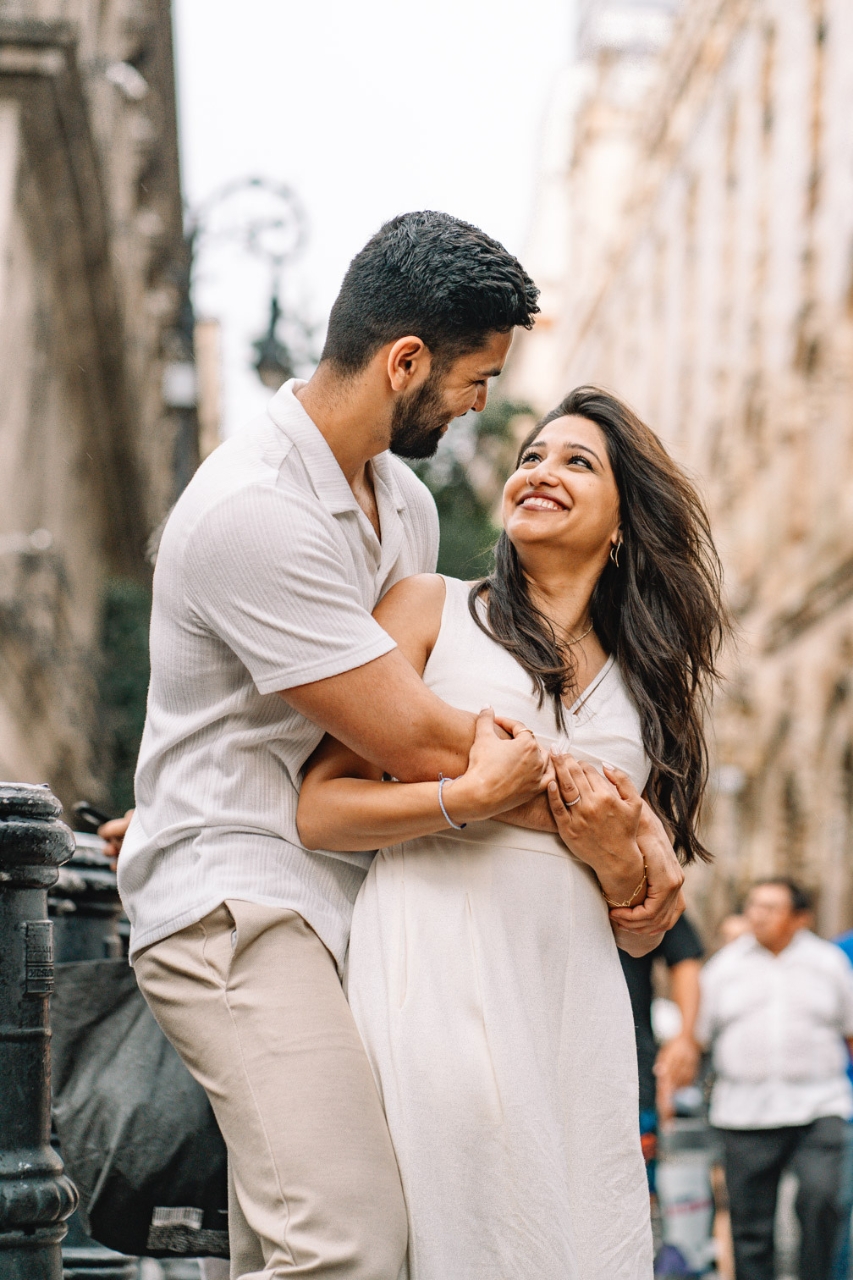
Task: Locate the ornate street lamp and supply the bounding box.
[252,290,296,390]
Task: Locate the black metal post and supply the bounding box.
[0,782,78,1278]
[51,830,138,1279]
[50,833,124,964]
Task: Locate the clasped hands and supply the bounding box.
[449,709,684,950]
[544,751,684,953]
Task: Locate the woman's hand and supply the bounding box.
[546,753,642,874]
[441,709,551,826]
[545,756,685,937]
[546,753,650,917]
[608,802,685,938]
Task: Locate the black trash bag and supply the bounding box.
[51,958,229,1258]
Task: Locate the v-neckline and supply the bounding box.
[564,654,615,717]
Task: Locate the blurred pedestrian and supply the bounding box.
[619,913,704,1195]
[832,927,853,1279]
[697,878,853,1280]
[718,912,750,946]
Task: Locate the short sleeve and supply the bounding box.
[659,913,705,968]
[184,486,396,694]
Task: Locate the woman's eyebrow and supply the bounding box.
[563,441,603,466]
[520,439,604,466]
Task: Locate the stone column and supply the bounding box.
[0,782,78,1278]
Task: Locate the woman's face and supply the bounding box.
[502,415,621,566]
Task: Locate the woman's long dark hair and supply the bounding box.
[469,386,730,864]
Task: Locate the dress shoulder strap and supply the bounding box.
[438,575,482,630]
[427,576,485,669]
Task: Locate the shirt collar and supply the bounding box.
[743,927,809,960]
[266,379,409,518]
[371,449,408,514]
[266,379,360,516]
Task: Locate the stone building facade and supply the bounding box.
[0,0,196,809]
[509,0,853,935]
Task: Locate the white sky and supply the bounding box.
[173,0,576,434]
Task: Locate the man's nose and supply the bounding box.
[472,385,488,413]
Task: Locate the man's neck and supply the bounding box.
[295,364,391,486]
[760,927,803,956]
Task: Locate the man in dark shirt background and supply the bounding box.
[620,913,705,1190]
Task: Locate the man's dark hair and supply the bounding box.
[321,210,540,372]
[751,877,813,914]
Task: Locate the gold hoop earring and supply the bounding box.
[610,541,622,568]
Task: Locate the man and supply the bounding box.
[619,912,704,1192]
[832,927,853,1280]
[117,210,684,1279]
[698,878,853,1280]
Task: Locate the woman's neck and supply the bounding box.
[521,557,601,646]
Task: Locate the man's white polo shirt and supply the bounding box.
[697,929,853,1129]
[117,380,439,969]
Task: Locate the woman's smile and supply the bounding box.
[518,492,568,512]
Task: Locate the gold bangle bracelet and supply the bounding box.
[601,860,647,909]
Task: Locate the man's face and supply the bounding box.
[389,330,513,460]
[745,883,805,954]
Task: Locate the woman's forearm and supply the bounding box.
[613,925,664,957]
[298,777,465,851]
[298,710,550,852]
[591,845,648,910]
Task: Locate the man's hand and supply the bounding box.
[655,1033,701,1119]
[98,810,134,866]
[444,711,551,823]
[608,801,685,938]
[655,1033,701,1091]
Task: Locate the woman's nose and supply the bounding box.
[526,457,558,484]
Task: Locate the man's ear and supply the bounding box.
[386,335,430,392]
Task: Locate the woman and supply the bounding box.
[297,387,727,1279]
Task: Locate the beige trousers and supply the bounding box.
[135,901,407,1280]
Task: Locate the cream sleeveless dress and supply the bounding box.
[346,577,654,1280]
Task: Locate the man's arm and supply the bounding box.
[282,647,476,784]
[654,957,702,1117]
[281,576,477,784]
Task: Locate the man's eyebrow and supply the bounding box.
[477,367,503,379]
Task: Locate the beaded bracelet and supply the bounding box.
[438,773,466,830]
[601,860,647,909]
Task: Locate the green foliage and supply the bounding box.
[410,398,535,580]
[98,577,151,815]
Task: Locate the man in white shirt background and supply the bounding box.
[116,210,685,1280]
[698,878,853,1280]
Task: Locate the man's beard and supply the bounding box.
[389,370,452,460]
